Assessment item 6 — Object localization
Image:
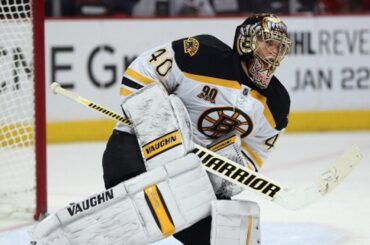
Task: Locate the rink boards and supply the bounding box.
[39,16,370,142]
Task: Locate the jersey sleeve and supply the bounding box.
[240,80,290,172]
[120,42,181,96]
[115,42,183,132]
[240,129,284,172]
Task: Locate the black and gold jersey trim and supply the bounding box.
[249,90,276,129]
[241,150,259,172]
[125,68,156,85]
[241,141,263,170]
[120,68,157,96]
[121,76,144,90]
[242,76,290,131]
[172,35,242,82]
[208,135,238,152]
[184,72,241,90]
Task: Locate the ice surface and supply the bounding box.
[1,132,369,245]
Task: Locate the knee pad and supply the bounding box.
[211,200,261,245]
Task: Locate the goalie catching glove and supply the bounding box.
[207,133,249,198]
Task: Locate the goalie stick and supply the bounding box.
[50,82,362,210]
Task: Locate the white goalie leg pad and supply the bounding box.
[211,200,261,245]
[31,154,216,245]
[30,185,146,245]
[207,134,247,198]
[121,83,193,170]
[127,153,215,243]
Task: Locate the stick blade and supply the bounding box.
[315,145,362,195]
[273,145,362,210]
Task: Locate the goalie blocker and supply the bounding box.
[30,154,216,244]
[120,83,194,170]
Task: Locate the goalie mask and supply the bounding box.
[234,14,291,89]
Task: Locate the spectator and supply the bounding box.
[317,0,362,13]
[211,0,239,15]
[132,0,215,17]
[363,0,370,11]
[45,0,139,17]
[237,0,289,14]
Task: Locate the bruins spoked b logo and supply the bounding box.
[198,107,253,138]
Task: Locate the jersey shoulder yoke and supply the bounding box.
[172,34,239,80]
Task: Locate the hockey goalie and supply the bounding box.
[31,14,292,244]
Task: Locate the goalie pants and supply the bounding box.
[102,129,215,245]
[102,130,146,189]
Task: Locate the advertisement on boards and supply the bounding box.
[42,17,370,125]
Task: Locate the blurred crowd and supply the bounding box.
[45,0,370,17]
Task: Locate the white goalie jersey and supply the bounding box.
[117,34,290,172]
